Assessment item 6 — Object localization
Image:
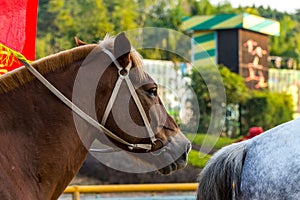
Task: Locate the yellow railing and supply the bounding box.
[64,183,198,200]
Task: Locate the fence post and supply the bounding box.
[72,186,80,200]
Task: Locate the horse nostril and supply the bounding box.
[186,142,192,153]
[179,142,191,163]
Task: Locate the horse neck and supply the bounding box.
[0,62,91,199]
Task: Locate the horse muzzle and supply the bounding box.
[157,133,192,175]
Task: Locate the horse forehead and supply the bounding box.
[129,68,156,87]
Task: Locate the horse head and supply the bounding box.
[75,33,191,174]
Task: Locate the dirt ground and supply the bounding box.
[71,154,202,185]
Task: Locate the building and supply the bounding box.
[143,59,192,110]
[182,13,280,90]
[182,13,281,135]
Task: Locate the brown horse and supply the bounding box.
[0,33,191,200]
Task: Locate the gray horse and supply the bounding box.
[197,118,300,200]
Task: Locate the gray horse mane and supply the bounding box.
[197,141,248,200]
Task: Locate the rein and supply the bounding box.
[18,48,159,152]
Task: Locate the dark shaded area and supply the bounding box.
[217,29,239,73]
[76,154,201,184]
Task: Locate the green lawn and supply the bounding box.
[188,150,211,168]
[186,133,240,169]
[186,133,240,149]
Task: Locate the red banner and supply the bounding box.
[0,0,38,74]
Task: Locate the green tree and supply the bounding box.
[219,66,249,103]
[37,0,57,38]
[141,0,186,29]
[256,7,300,67]
[295,9,300,22]
[133,0,189,61]
[190,65,248,133]
[242,91,294,131]
[37,0,113,58]
[185,0,217,15]
[36,0,300,67]
[104,0,139,33]
[76,0,113,40]
[216,2,237,14]
[270,16,298,57]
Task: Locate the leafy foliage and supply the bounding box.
[36,0,298,137]
[190,64,294,134]
[218,66,249,104]
[37,0,300,66]
[190,65,248,132]
[241,91,294,131]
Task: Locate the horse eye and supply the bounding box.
[147,87,158,97]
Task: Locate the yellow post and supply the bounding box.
[72,186,80,200]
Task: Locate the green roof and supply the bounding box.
[182,13,280,36]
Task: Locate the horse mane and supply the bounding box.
[0,35,145,94]
[0,44,97,94]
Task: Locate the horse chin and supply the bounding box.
[158,153,189,175]
[156,133,191,175]
[158,163,178,175]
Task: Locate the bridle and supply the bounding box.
[19,47,162,152]
[100,49,158,148]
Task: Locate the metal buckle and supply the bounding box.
[118,68,129,79]
[150,138,167,156]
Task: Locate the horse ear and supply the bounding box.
[74,37,87,46]
[114,32,131,59]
